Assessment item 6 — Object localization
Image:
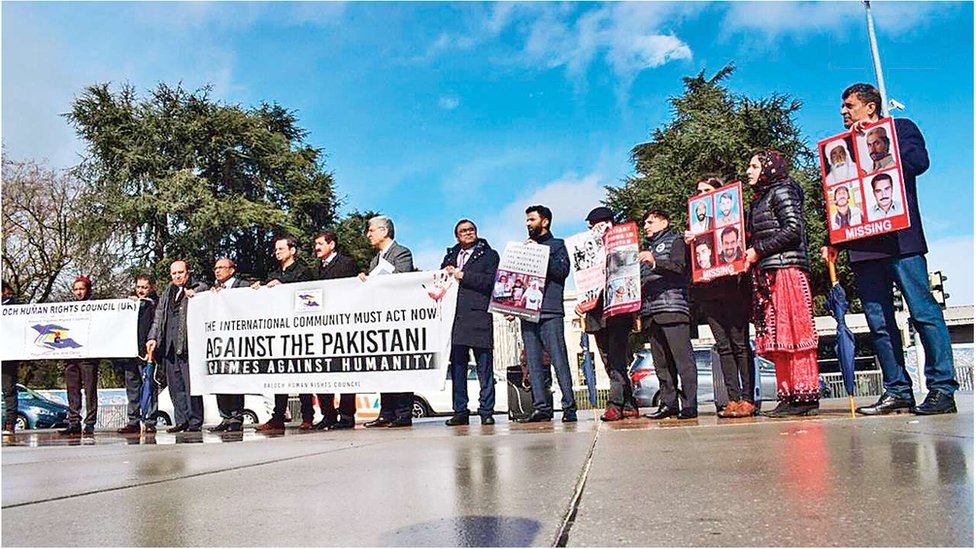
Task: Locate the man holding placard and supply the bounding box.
[822,83,957,416]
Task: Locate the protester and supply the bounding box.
[576,207,639,422]
[823,83,957,415]
[360,215,417,428]
[516,205,578,423]
[117,274,159,434]
[684,178,754,418]
[209,258,249,433]
[253,237,315,432]
[2,281,22,435]
[639,209,697,420]
[744,150,819,417]
[147,261,209,433]
[441,219,500,426]
[59,277,101,435]
[311,231,360,430]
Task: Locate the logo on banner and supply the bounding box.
[423,271,454,302]
[31,324,83,350]
[295,290,324,312]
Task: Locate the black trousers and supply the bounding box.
[119,360,157,426]
[701,298,753,403]
[216,394,245,422]
[64,359,99,427]
[379,392,413,421]
[644,319,697,411]
[161,349,203,429]
[592,314,637,409]
[272,394,313,423]
[2,361,19,428]
[316,393,357,423]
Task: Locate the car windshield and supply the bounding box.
[17,386,45,400]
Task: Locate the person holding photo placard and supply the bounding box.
[685,178,754,418]
[823,83,957,416]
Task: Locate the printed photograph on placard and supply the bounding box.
[713,186,740,227]
[864,169,906,221]
[491,270,545,310]
[821,137,860,185]
[692,234,716,271]
[857,121,898,175]
[688,196,714,234]
[828,183,865,230]
[715,224,744,265]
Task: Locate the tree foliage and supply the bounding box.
[66,82,340,282]
[607,64,843,309]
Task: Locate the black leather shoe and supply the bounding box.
[313,418,336,431]
[208,421,230,432]
[224,421,243,432]
[328,419,355,430]
[82,425,95,435]
[516,410,552,423]
[676,409,698,420]
[644,405,678,420]
[387,418,413,428]
[763,400,792,418]
[364,417,393,428]
[788,402,819,416]
[445,415,469,426]
[186,426,202,433]
[562,411,578,423]
[856,393,915,415]
[481,415,495,425]
[914,391,957,415]
[59,424,82,436]
[144,425,157,434]
[167,422,189,433]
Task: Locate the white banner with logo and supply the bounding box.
[0,299,139,360]
[186,271,459,395]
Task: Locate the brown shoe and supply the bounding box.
[718,401,741,418]
[300,421,313,431]
[256,420,285,432]
[734,401,756,417]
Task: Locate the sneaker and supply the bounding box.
[600,406,623,422]
[914,391,957,415]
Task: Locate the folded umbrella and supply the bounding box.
[826,258,857,417]
[139,359,157,423]
[579,332,598,407]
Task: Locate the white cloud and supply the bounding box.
[438,94,460,110]
[925,236,974,306]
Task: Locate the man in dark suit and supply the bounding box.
[208,258,250,432]
[440,219,499,426]
[359,215,416,428]
[147,261,209,433]
[310,231,360,430]
[59,276,101,436]
[117,274,159,434]
[253,236,315,432]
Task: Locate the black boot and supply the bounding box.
[762,400,792,418]
[788,400,819,416]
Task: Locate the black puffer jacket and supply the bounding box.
[747,177,810,272]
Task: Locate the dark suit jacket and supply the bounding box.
[148,278,209,355]
[368,241,414,274]
[315,253,359,280]
[440,239,499,349]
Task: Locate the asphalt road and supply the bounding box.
[2,394,972,547]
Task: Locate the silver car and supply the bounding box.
[628,345,778,412]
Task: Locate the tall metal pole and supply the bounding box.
[864,0,889,117]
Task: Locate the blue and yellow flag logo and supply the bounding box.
[31,324,82,350]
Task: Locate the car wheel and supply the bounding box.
[651,391,661,407]
[15,414,29,431]
[242,410,259,425]
[411,397,430,419]
[153,412,172,427]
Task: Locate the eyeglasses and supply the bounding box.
[457,228,476,235]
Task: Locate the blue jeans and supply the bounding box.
[450,345,495,417]
[852,254,957,398]
[521,317,577,416]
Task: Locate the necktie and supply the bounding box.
[458,251,468,270]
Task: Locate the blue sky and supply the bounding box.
[3,1,973,304]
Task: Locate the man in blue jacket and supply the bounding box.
[822,83,957,416]
[517,205,578,423]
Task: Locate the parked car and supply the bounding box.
[411,364,509,418]
[0,384,70,430]
[155,392,275,427]
[629,345,778,411]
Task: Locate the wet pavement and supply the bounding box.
[2,395,972,546]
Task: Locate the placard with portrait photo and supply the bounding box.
[687,181,747,283]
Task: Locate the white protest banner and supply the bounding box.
[488,241,550,322]
[186,271,458,395]
[0,299,139,361]
[603,222,642,317]
[567,226,608,313]
[818,117,910,244]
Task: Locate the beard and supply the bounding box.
[696,212,705,222]
[528,225,543,239]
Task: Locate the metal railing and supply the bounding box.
[955,366,973,392]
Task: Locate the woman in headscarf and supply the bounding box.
[743,150,820,417]
[824,142,858,185]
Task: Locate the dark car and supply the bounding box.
[1,384,70,430]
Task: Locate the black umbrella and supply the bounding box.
[825,258,857,417]
[139,358,157,423]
